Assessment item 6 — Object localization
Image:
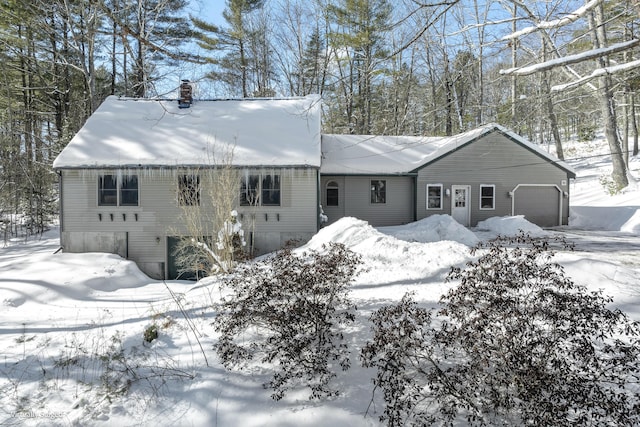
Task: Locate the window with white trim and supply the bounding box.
[426,184,443,209]
[326,181,339,206]
[178,175,200,206]
[98,175,117,206]
[120,175,139,206]
[98,174,138,206]
[261,175,281,206]
[240,173,281,206]
[480,184,495,210]
[371,180,386,204]
[240,174,260,206]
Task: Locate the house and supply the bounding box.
[54,93,575,279]
[53,94,322,279]
[320,124,576,228]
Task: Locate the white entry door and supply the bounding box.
[451,185,471,226]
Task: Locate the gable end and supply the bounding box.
[409,127,576,178]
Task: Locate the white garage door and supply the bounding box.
[513,185,561,227]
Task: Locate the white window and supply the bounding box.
[480,184,495,210]
[240,174,260,206]
[261,175,281,206]
[326,181,339,206]
[178,175,200,206]
[98,174,138,206]
[371,180,386,204]
[426,184,443,210]
[240,174,281,206]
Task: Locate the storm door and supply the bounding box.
[451,185,471,226]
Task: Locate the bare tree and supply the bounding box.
[500,0,631,190]
[172,144,246,278]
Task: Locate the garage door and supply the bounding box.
[513,185,560,227]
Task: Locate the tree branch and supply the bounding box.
[552,58,640,92]
[502,0,603,40]
[500,38,640,76]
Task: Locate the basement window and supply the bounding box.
[480,185,495,210]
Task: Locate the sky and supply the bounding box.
[154,1,226,97]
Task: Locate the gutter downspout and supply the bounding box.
[413,176,418,222]
[57,170,64,250]
[316,168,321,231]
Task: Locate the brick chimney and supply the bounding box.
[178,80,193,108]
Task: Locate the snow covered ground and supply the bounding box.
[1,138,638,426]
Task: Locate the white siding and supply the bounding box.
[60,167,319,278]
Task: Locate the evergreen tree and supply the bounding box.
[103,0,194,97]
[192,0,268,97]
[328,0,391,134]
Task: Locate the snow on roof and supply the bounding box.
[321,124,576,176]
[53,95,322,169]
[320,134,446,174]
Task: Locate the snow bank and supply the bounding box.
[621,209,640,234]
[0,251,152,309]
[566,136,639,233]
[570,206,640,233]
[80,253,154,292]
[378,215,479,246]
[475,215,549,237]
[303,217,472,286]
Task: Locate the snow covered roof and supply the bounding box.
[321,124,576,177]
[53,95,322,169]
[320,134,446,174]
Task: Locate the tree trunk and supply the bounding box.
[511,4,518,126]
[542,39,563,159]
[444,53,453,136]
[591,3,628,189]
[474,0,485,126]
[632,93,639,156]
[112,14,117,95]
[624,89,630,167]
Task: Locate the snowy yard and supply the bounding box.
[1,144,639,426]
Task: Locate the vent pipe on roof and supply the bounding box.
[178,79,193,108]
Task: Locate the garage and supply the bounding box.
[513,185,562,227]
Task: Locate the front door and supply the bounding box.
[451,185,471,226]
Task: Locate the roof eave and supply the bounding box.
[320,171,418,176]
[54,163,321,171]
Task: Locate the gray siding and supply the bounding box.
[513,185,562,227]
[320,175,414,226]
[320,177,345,224]
[60,167,319,278]
[416,133,571,226]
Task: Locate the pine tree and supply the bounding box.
[192,0,267,97]
[328,0,391,134]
